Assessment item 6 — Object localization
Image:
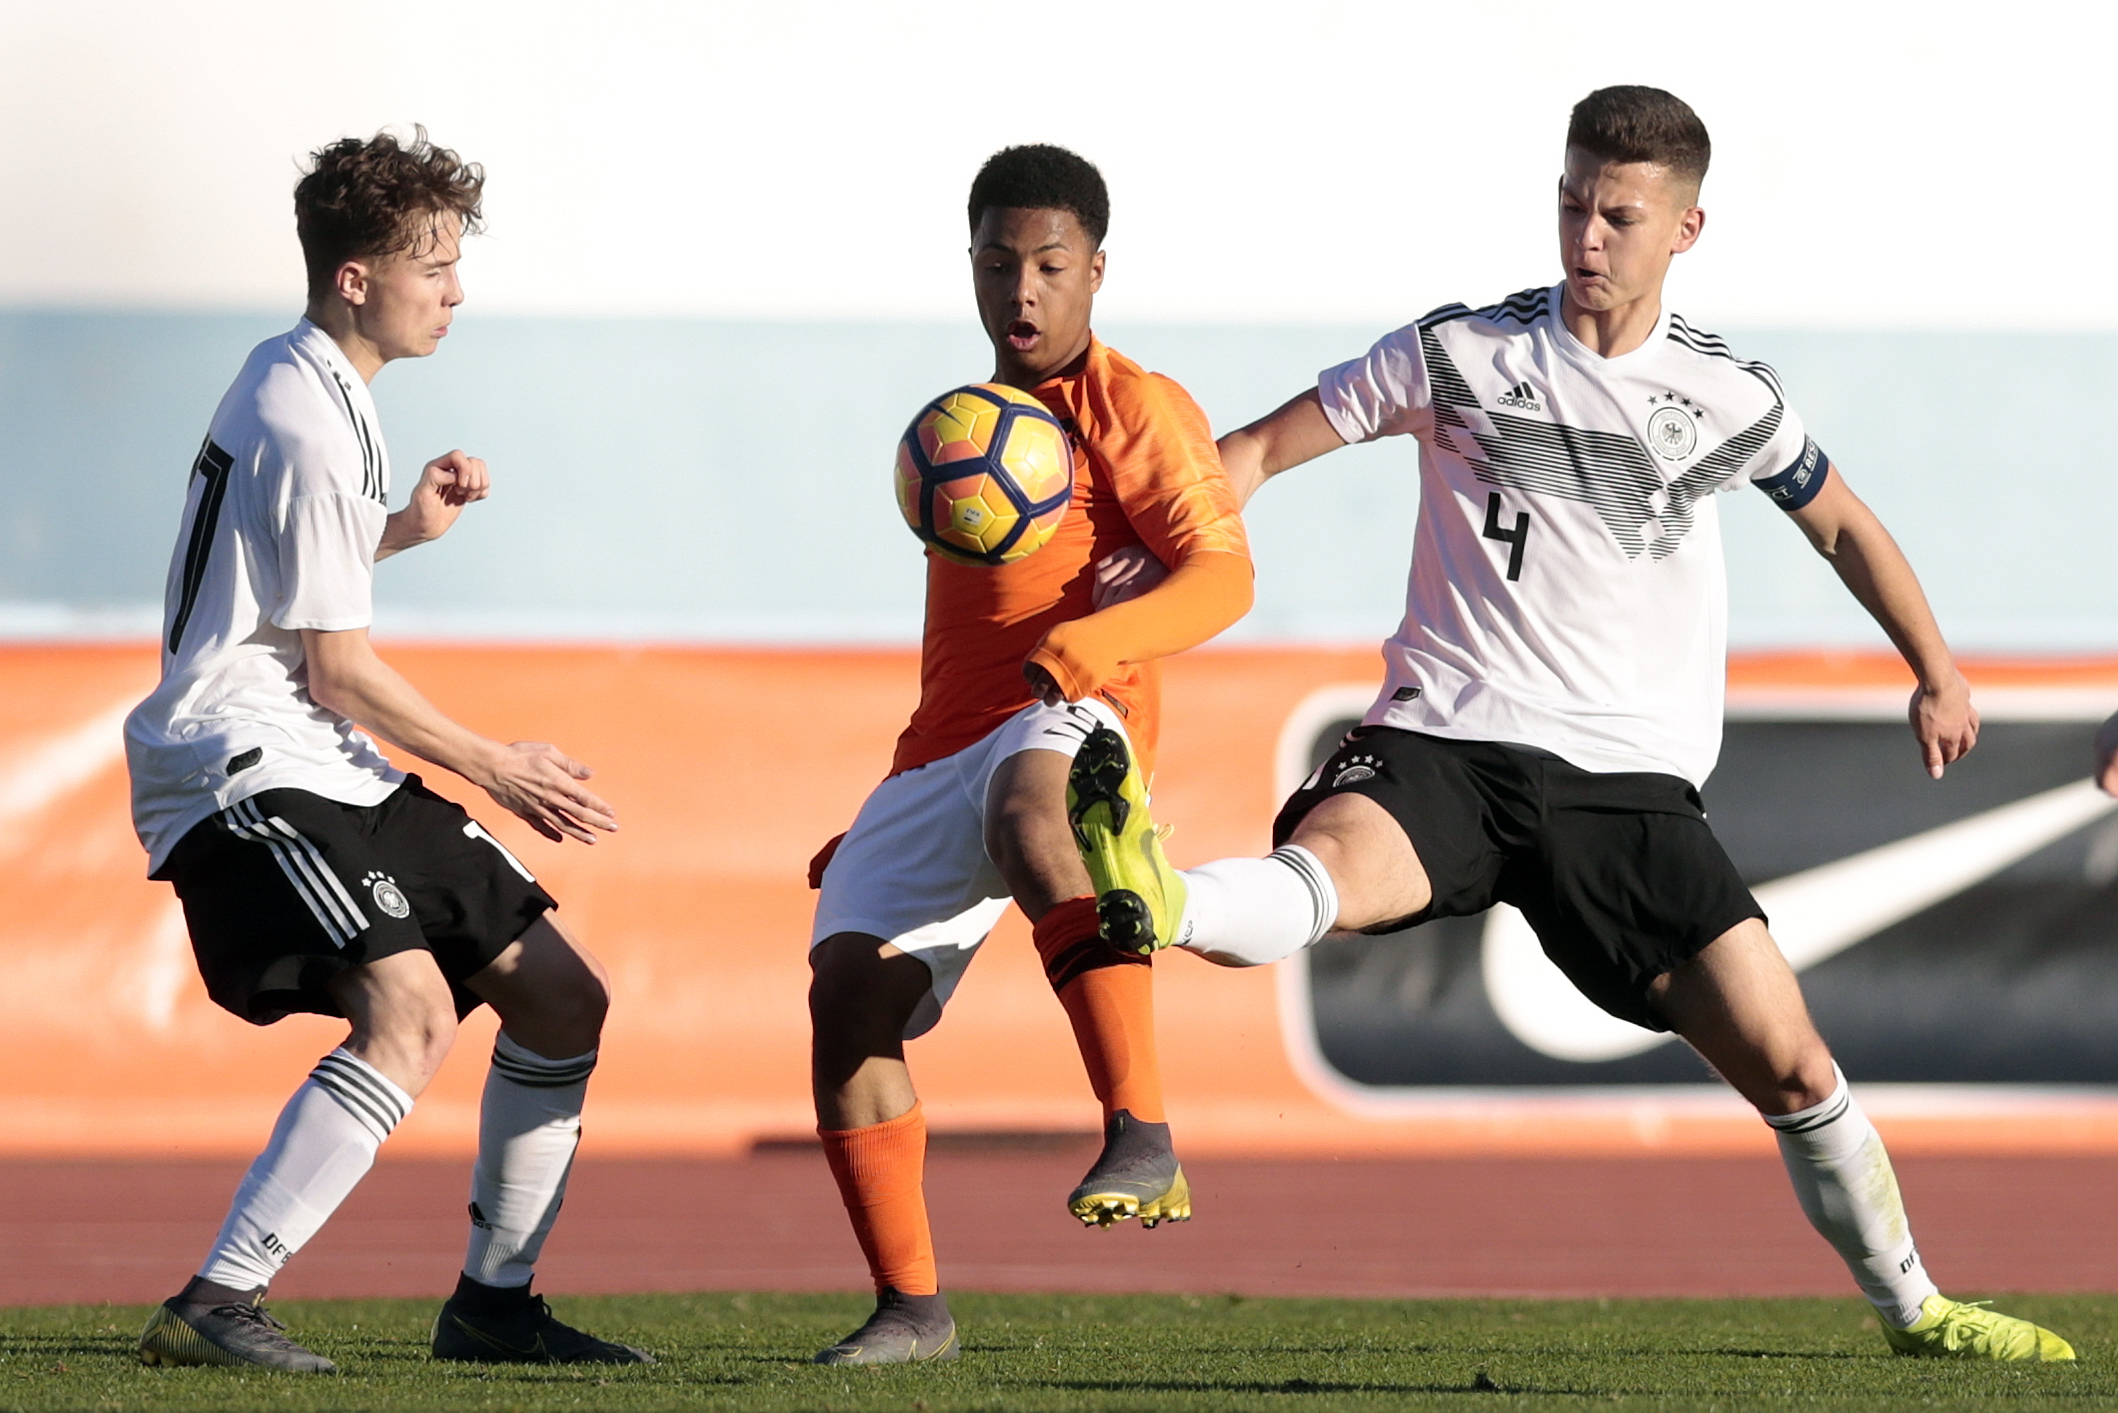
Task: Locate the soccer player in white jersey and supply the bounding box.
[124,131,649,1372]
[1068,86,2074,1361]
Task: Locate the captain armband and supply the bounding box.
[1753,436,1830,512]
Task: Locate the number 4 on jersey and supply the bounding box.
[1482,492,1529,581]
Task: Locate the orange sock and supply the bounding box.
[818,1103,937,1296]
[1032,897,1166,1124]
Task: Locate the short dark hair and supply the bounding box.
[1566,86,1710,191]
[294,127,485,301]
[967,144,1109,249]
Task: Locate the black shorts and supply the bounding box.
[153,776,557,1025]
[1273,727,1762,1031]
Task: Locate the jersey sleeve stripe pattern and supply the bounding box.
[223,798,370,947]
[167,439,236,654]
[1665,318,1799,510]
[1667,316,1787,401]
[326,367,385,504]
[1477,287,1551,328]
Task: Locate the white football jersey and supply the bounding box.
[1317,284,1828,787]
[126,319,404,872]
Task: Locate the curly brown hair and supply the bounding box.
[294,126,485,302]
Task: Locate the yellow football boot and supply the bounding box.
[1881,1295,2075,1361]
[1067,725,1187,954]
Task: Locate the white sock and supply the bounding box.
[462,1031,596,1289]
[1765,1065,1939,1329]
[197,1049,412,1292]
[1175,845,1339,967]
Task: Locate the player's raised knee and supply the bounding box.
[1286,794,1432,930]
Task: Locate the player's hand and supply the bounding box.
[808,832,847,889]
[399,450,491,543]
[476,741,617,844]
[1023,661,1065,707]
[1909,672,1978,780]
[1092,545,1169,609]
[2095,711,2118,797]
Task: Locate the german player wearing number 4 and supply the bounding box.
[125,130,648,1372]
[1072,87,2072,1361]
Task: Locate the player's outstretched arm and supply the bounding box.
[1024,549,1251,705]
[1216,390,1348,508]
[1786,468,1976,779]
[376,450,490,560]
[302,627,617,843]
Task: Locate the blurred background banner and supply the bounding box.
[3,1,2116,1157]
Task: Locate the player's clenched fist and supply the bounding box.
[477,741,617,845]
[375,450,491,559]
[410,448,489,526]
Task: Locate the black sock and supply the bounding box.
[175,1275,264,1308]
[451,1271,536,1313]
[1100,1109,1172,1164]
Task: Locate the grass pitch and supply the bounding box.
[0,1291,2105,1411]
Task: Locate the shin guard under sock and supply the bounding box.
[1033,897,1165,1123]
[198,1049,411,1292]
[463,1031,596,1290]
[819,1104,937,1296]
[1765,1066,1939,1328]
[1177,845,1339,967]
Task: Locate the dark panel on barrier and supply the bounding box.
[1302,719,2118,1087]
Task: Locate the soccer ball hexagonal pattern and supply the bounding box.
[896,383,1075,566]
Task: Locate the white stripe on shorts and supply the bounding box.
[462,819,536,883]
[224,799,369,948]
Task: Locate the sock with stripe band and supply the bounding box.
[1765,1065,1940,1329]
[1032,896,1165,1123]
[1173,845,1339,967]
[197,1048,412,1292]
[819,1103,938,1296]
[462,1031,597,1289]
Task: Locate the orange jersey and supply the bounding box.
[891,338,1251,778]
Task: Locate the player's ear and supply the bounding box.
[1671,204,1705,255]
[1088,247,1105,294]
[333,260,370,307]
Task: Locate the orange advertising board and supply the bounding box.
[4,643,2117,1161]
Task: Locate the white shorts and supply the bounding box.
[811,696,1127,1039]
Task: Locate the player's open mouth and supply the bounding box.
[1006,320,1040,350]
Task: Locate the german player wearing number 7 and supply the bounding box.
[124,130,648,1372]
[1069,87,2072,1360]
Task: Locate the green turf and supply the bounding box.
[0,1291,2105,1411]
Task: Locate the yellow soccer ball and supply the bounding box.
[895,384,1074,566]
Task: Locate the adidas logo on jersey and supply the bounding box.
[1494,380,1543,412]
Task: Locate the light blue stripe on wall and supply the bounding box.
[2,311,2112,649]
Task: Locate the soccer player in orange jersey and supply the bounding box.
[804,144,1252,1364]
